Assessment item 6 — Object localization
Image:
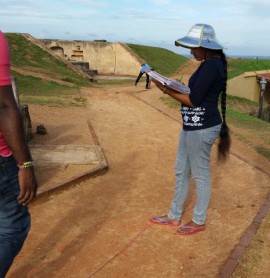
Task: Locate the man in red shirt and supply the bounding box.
[0,31,37,277]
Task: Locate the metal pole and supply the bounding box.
[258,77,267,119]
[258,89,263,119]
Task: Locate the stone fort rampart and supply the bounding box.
[41,39,144,76]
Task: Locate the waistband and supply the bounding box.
[0,155,15,166]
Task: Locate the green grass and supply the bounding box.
[255,146,270,159]
[226,109,267,129]
[228,58,270,79]
[227,95,258,106]
[6,33,91,87]
[127,44,270,80]
[93,78,135,87]
[12,72,85,107]
[12,73,74,96]
[127,44,189,76]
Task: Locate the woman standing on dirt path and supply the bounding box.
[150,23,231,236]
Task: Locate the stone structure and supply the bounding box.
[23,34,94,81]
[227,70,270,103]
[23,34,270,106]
[42,40,144,76]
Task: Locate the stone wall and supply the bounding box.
[227,70,270,103]
[42,40,144,76]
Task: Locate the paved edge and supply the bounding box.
[33,119,109,201]
[35,163,108,199]
[218,193,270,277]
[132,93,270,277]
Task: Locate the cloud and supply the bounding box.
[0,0,269,55]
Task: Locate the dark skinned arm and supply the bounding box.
[0,84,37,205]
[151,79,195,107]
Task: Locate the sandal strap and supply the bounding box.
[153,217,170,224]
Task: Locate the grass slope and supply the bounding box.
[6,33,91,106]
[127,43,189,76]
[128,43,270,80]
[228,58,270,79]
[6,33,90,87]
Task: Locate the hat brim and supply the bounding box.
[175,37,199,49]
[175,36,223,50]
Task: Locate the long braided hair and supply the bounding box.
[216,50,231,162]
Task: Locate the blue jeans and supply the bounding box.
[168,124,221,225]
[0,155,31,278]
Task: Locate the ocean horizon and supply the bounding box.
[227,55,270,60]
[182,54,270,60]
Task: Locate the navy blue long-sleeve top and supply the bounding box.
[181,57,225,131]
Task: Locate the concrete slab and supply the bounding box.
[30,144,108,197]
[31,144,105,166]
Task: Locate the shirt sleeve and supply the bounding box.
[0,31,11,86]
[141,64,152,73]
[189,60,219,107]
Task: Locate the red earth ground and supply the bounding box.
[6,66,270,278]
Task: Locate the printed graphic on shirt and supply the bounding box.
[181,106,205,127]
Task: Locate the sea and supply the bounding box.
[182,54,270,60]
[228,55,270,60]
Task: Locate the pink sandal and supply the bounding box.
[177,225,205,236]
[149,216,180,227]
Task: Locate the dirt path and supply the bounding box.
[7,83,270,278]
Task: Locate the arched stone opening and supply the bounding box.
[50,46,65,58]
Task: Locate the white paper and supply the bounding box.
[147,70,190,94]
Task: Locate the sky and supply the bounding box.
[1,0,270,57]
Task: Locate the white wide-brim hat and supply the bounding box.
[175,23,223,50]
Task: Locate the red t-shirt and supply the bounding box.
[0,31,12,157]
